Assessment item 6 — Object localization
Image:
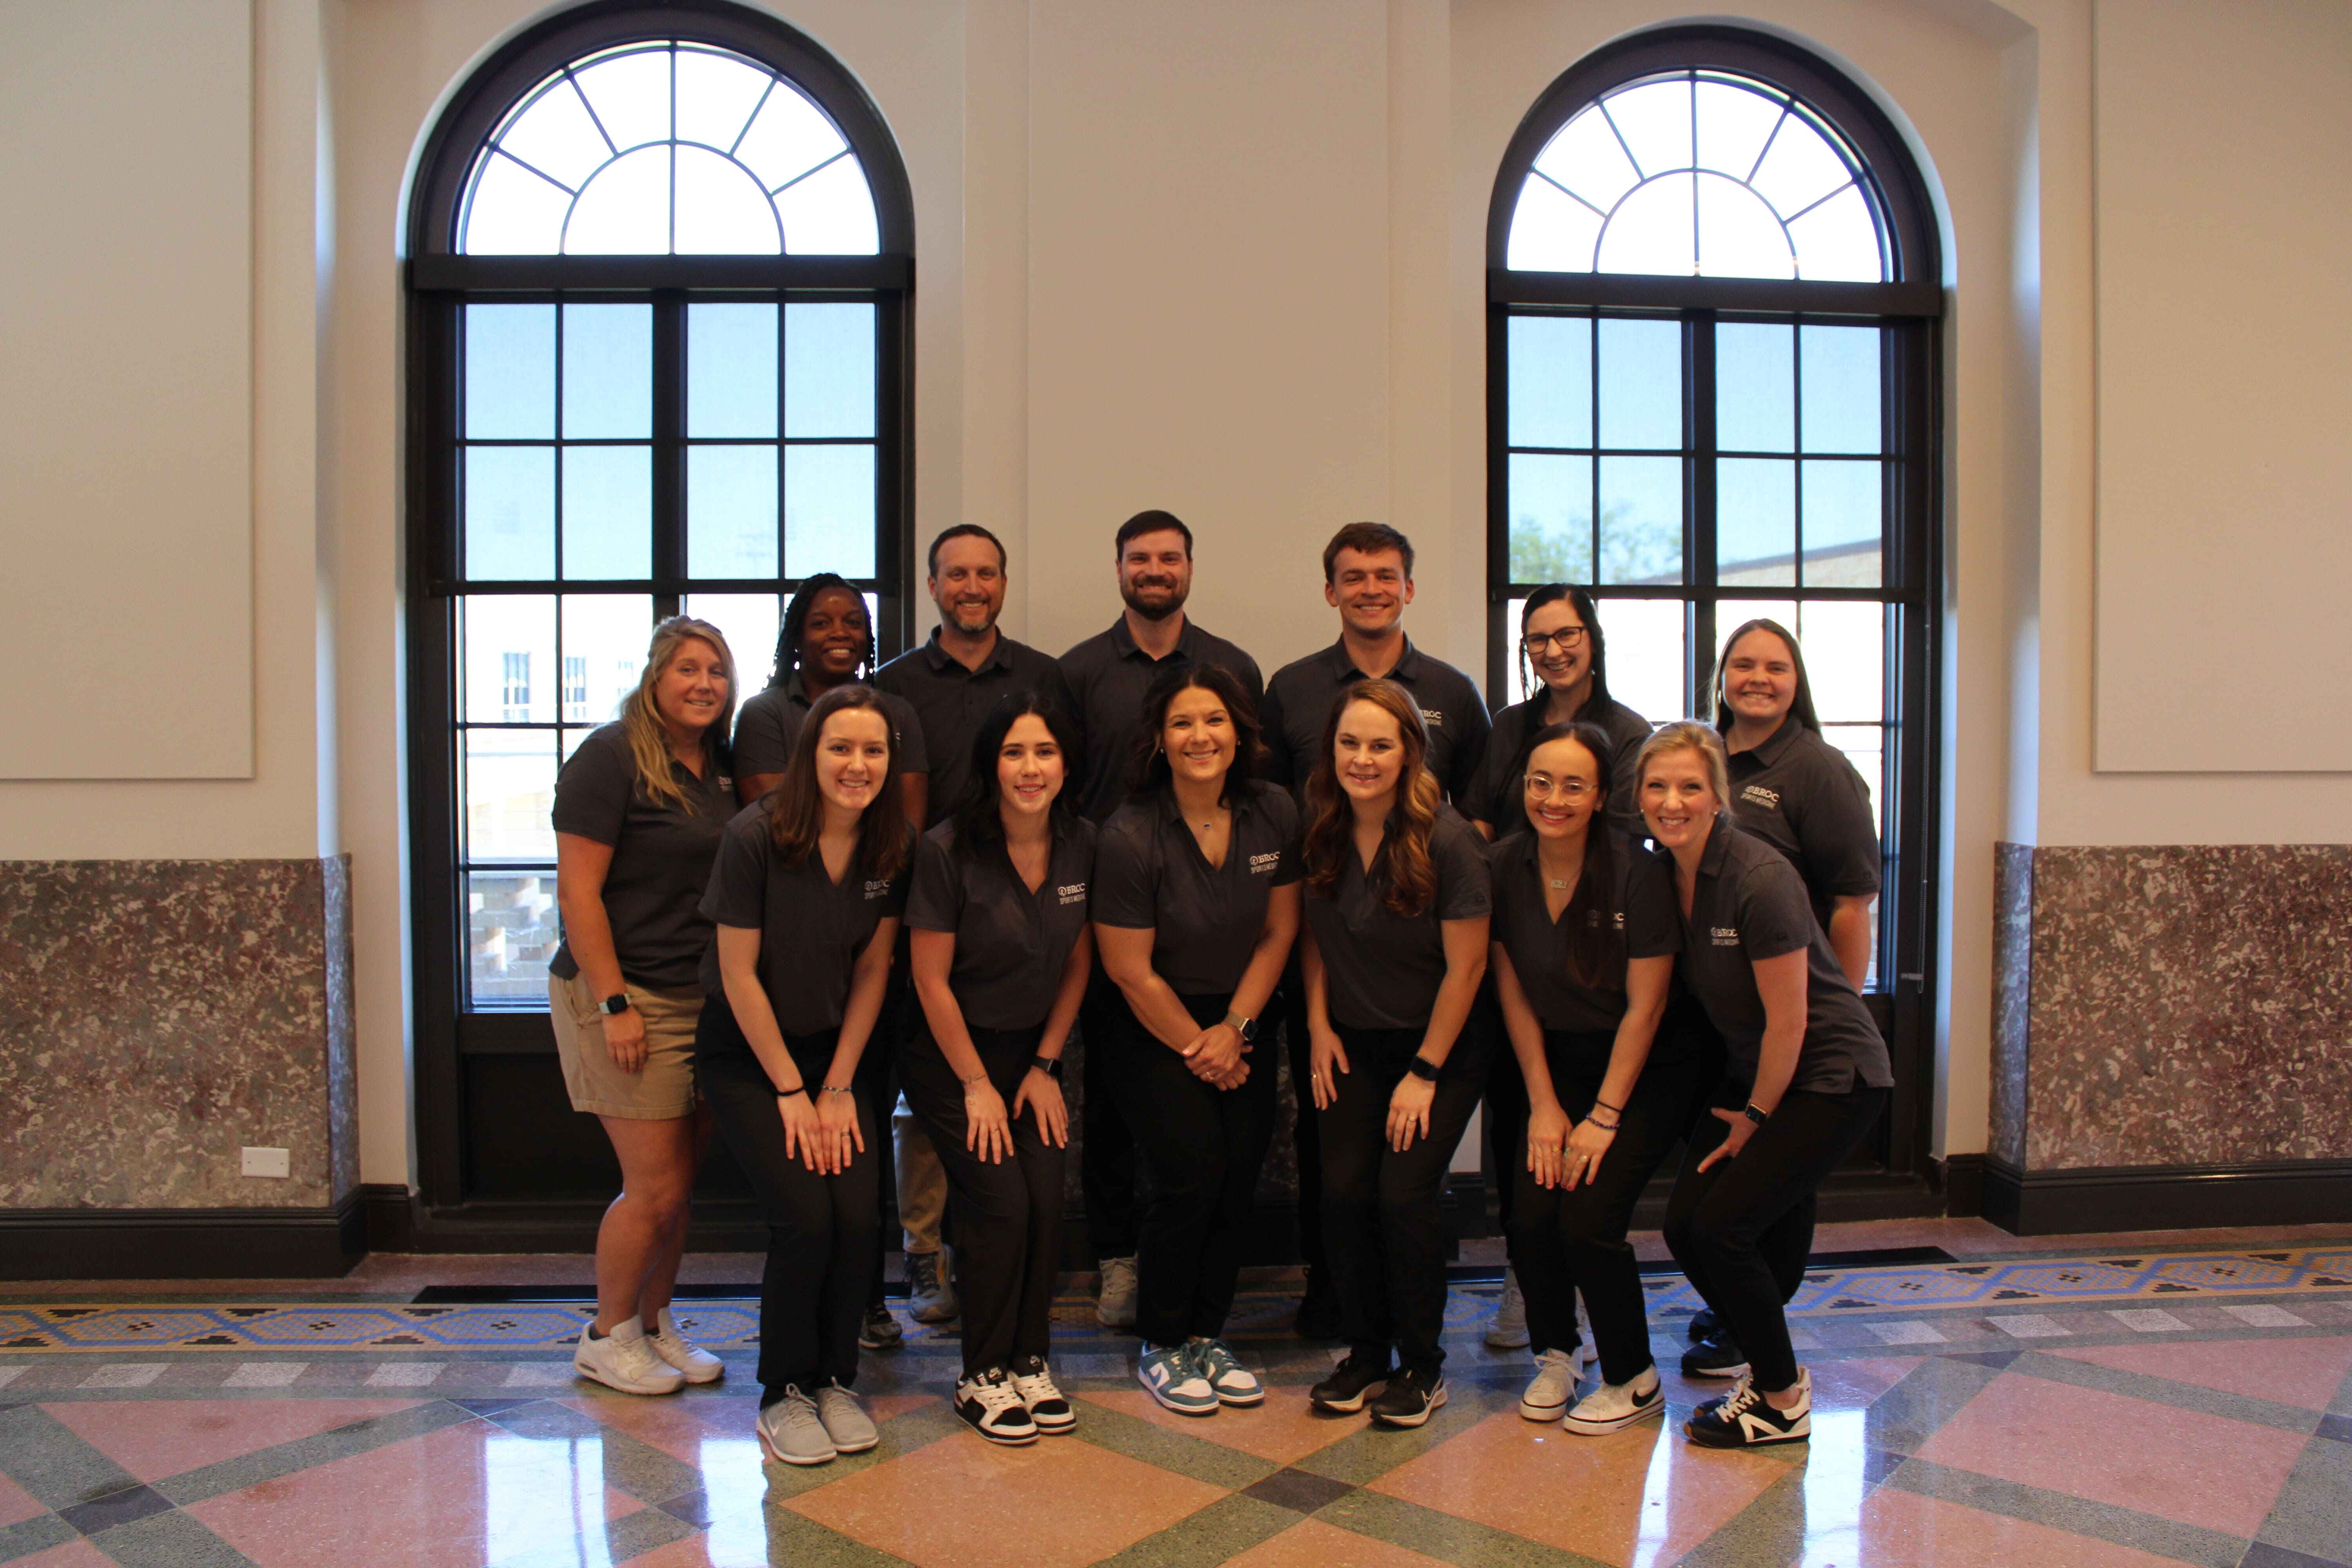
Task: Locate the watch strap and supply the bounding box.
[1031,1056,1063,1080]
[1224,1011,1257,1043]
[600,992,631,1015]
[1741,1102,1771,1126]
[1406,1055,1440,1082]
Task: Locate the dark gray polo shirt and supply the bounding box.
[875,630,1073,828]
[905,817,1098,1032]
[1659,821,1891,1095]
[1489,828,1679,1035]
[731,673,928,784]
[1091,780,1301,997]
[698,802,907,1036]
[1302,806,1492,1034]
[549,722,733,990]
[1258,636,1491,805]
[1725,715,1881,931]
[1058,616,1265,823]
[1463,694,1653,838]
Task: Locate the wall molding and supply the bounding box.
[1938,1154,1987,1218]
[0,1193,365,1280]
[1984,1156,2352,1236]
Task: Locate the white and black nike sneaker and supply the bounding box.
[956,1367,1040,1446]
[1685,1368,1810,1448]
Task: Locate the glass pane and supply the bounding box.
[734,81,847,191]
[497,80,608,191]
[689,303,778,437]
[1506,454,1591,583]
[1598,456,1682,585]
[1603,80,1692,178]
[561,446,652,579]
[786,303,877,438]
[776,154,879,254]
[462,595,555,723]
[1750,114,1851,218]
[1717,458,1794,585]
[564,145,670,254]
[561,304,650,439]
[681,592,781,695]
[571,49,671,152]
[462,153,571,255]
[1800,325,1881,453]
[1789,185,1883,282]
[1717,323,1794,452]
[1505,176,1603,273]
[1696,174,1792,279]
[675,144,783,254]
[1596,172,1694,277]
[688,445,779,578]
[468,870,562,1006]
[674,49,772,152]
[465,447,554,580]
[1803,602,1885,723]
[1531,105,1639,213]
[1801,460,1882,586]
[465,730,556,863]
[1595,597,1686,724]
[561,595,654,725]
[1597,318,1681,450]
[561,727,595,761]
[785,445,877,577]
[1506,316,1591,449]
[1695,81,1784,179]
[1822,724,1886,838]
[466,304,554,439]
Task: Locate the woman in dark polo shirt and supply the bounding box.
[904,691,1095,1446]
[550,615,737,1399]
[1491,722,1686,1434]
[733,572,928,817]
[1093,662,1301,1419]
[1299,679,1492,1429]
[1639,721,1892,1449]
[698,685,912,1468]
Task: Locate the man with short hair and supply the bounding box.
[1058,509,1265,1329]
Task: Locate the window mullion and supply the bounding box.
[652,290,686,617]
[1688,309,1717,718]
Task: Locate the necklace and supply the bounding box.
[1546,877,1571,890]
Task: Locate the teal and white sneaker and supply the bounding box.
[1189,1338,1264,1406]
[1137,1342,1218,1416]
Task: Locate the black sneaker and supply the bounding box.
[1010,1355,1076,1434]
[1309,1351,1392,1413]
[955,1367,1039,1446]
[1294,1270,1343,1339]
[1686,1370,1810,1447]
[857,1302,904,1350]
[1686,1307,1719,1345]
[1368,1365,1447,1428]
[1680,1333,1749,1379]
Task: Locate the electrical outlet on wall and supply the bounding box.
[241,1146,291,1179]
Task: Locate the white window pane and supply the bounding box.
[1696,174,1793,279]
[564,145,670,254]
[465,448,554,580]
[675,145,782,254]
[786,303,877,438]
[777,155,879,254]
[674,48,772,152]
[1531,106,1640,213]
[1801,326,1882,454]
[1717,459,1795,586]
[1507,454,1592,583]
[571,49,671,152]
[1596,598,1686,723]
[1750,115,1852,218]
[688,445,779,578]
[462,152,571,254]
[1789,185,1884,282]
[1717,323,1793,453]
[466,730,556,863]
[785,445,876,577]
[1602,80,1692,178]
[681,593,781,694]
[1598,456,1682,585]
[1507,316,1591,449]
[562,595,654,725]
[561,447,652,580]
[463,595,556,723]
[689,303,778,437]
[466,304,554,439]
[1596,317,1681,450]
[1801,460,1882,586]
[496,79,608,190]
[1596,172,1695,276]
[1505,176,1602,273]
[561,304,650,439]
[1694,82,1783,179]
[1821,724,1885,838]
[468,870,561,1006]
[734,81,847,191]
[1803,603,1885,723]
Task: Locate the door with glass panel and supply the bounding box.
[404,7,914,1230]
[1488,31,1941,1197]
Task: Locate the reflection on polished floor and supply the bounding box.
[2,1221,2349,1568]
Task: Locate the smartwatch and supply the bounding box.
[1224,1011,1258,1043]
[1406,1055,1441,1082]
[1741,1102,1771,1127]
[600,993,631,1016]
[1031,1056,1064,1080]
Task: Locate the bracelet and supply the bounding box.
[1586,1112,1620,1131]
[820,1084,854,1095]
[774,1084,809,1100]
[1594,1097,1624,1115]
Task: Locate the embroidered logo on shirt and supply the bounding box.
[1057,882,1088,906]
[1248,851,1282,875]
[1741,784,1781,809]
[863,879,893,899]
[717,776,733,792]
[1421,708,1445,727]
[1711,926,1741,946]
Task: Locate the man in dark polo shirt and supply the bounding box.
[874,524,1071,1324]
[1057,508,1264,1330]
[1258,521,1492,1337]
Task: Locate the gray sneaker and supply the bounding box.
[756,1387,836,1466]
[1485,1269,1530,1348]
[814,1380,879,1453]
[907,1249,959,1324]
[1096,1255,1139,1330]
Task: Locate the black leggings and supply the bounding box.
[1319,1025,1484,1375]
[1109,991,1279,1348]
[1505,1030,1691,1385]
[1078,969,1139,1260]
[900,1019,1065,1378]
[1278,963,1325,1276]
[695,1004,879,1399]
[1663,1076,1887,1392]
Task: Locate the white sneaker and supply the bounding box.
[1096,1255,1139,1330]
[813,1380,878,1453]
[757,1386,837,1465]
[1010,1355,1076,1434]
[574,1321,685,1396]
[1486,1269,1530,1349]
[956,1367,1039,1445]
[1564,1366,1665,1435]
[647,1307,724,1384]
[1518,1346,1581,1422]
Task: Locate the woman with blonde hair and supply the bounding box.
[550,615,739,1397]
[1299,679,1492,1428]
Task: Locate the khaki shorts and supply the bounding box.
[548,971,704,1120]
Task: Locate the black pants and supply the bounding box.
[695,1004,879,1399]
[900,1019,1065,1377]
[1108,991,1279,1347]
[1663,1076,1888,1392]
[1506,1030,1691,1384]
[1482,989,1527,1259]
[1078,969,1138,1259]
[1319,1025,1484,1375]
[858,965,911,1309]
[1277,965,1326,1278]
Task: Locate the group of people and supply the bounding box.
[544,508,1891,1467]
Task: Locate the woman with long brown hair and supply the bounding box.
[697,685,913,1466]
[1299,679,1491,1428]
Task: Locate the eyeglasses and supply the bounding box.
[1523,774,1594,800]
[1521,628,1589,654]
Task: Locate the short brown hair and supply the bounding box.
[1321,522,1414,583]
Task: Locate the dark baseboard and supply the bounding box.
[1938,1154,1987,1218]
[0,1191,367,1280]
[1984,1156,2352,1236]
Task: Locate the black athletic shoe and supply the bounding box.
[1680,1334,1749,1379]
[1309,1351,1392,1413]
[1368,1365,1447,1428]
[1686,1370,1810,1447]
[1686,1307,1720,1345]
[1294,1270,1343,1339]
[955,1367,1039,1446]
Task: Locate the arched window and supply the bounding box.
[1488,27,1941,1183]
[403,2,913,1226]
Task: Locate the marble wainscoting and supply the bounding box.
[1989,842,2352,1233]
[0,857,359,1276]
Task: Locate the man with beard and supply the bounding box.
[1058,510,1265,1329]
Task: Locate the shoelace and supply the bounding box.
[968,1372,1025,1414]
[774,1386,825,1431]
[1013,1363,1062,1400]
[1717,1375,1762,1419]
